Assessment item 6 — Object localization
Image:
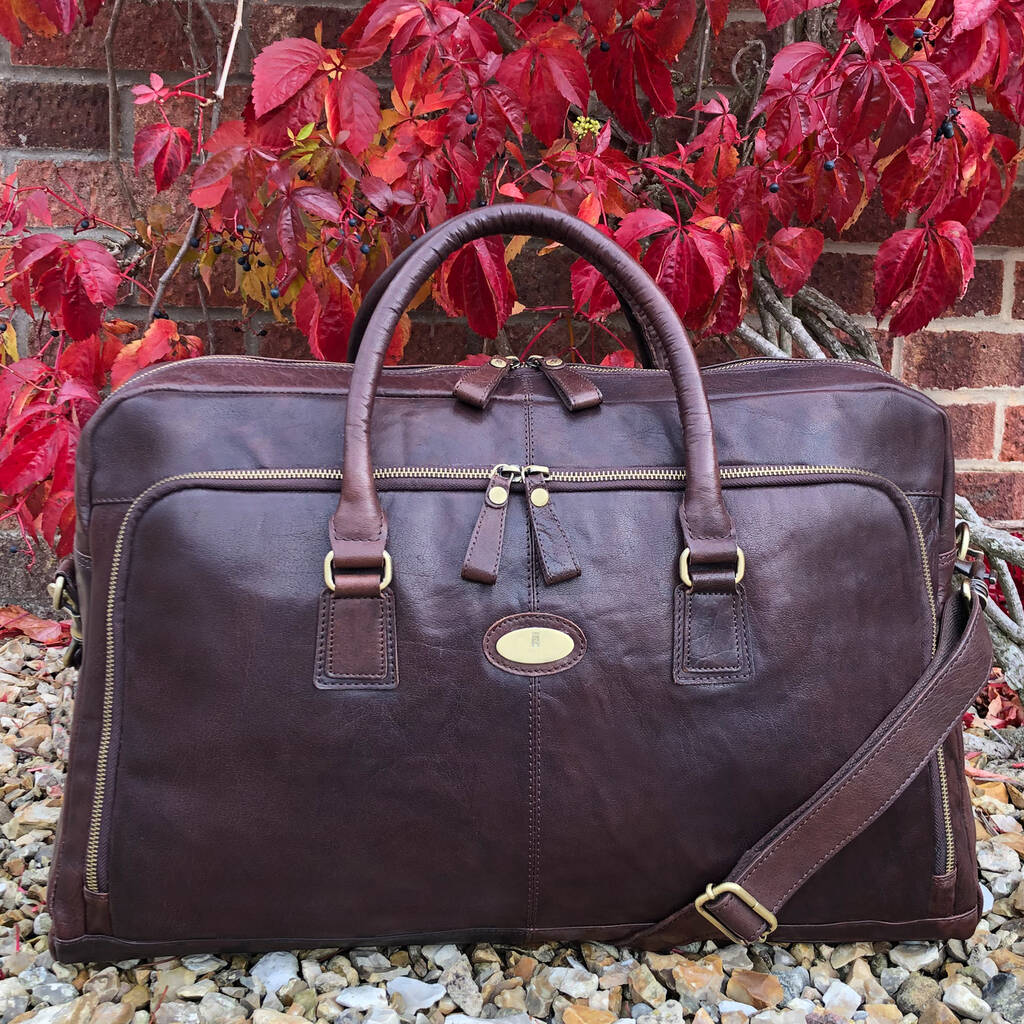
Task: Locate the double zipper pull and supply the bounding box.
[527,355,603,411]
[461,465,518,584]
[523,466,581,585]
[453,356,519,410]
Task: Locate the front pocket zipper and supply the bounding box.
[82,462,947,896]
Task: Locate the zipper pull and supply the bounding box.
[461,464,520,584]
[523,465,581,584]
[527,355,603,412]
[453,356,520,410]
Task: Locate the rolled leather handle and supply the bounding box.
[329,204,738,592]
[345,220,665,368]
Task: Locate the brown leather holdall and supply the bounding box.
[49,205,994,962]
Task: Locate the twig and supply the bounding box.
[731,321,789,359]
[992,555,1024,627]
[196,280,216,354]
[794,285,882,365]
[955,496,1024,564]
[688,10,711,143]
[758,297,780,348]
[214,0,246,102]
[753,269,826,359]
[104,0,141,223]
[799,305,852,360]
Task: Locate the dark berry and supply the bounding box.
[0,323,6,331]
[79,217,90,229]
[823,159,836,171]
[237,256,247,265]
[50,329,60,337]
[270,287,280,299]
[410,233,418,241]
[8,545,18,554]
[942,120,955,139]
[298,170,309,180]
[213,245,222,255]
[913,27,925,39]
[258,329,267,336]
[600,40,610,51]
[241,243,250,254]
[357,204,367,216]
[913,41,922,50]
[551,12,560,21]
[360,242,371,255]
[190,236,200,248]
[466,111,478,125]
[768,182,780,193]
[233,325,242,333]
[242,261,251,271]
[348,216,357,227]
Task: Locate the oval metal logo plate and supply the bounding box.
[496,626,575,665]
[484,613,587,676]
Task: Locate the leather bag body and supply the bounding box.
[49,206,992,962]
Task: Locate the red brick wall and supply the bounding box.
[2,1,1023,522]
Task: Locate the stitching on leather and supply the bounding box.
[534,499,580,580]
[327,594,386,679]
[685,591,742,672]
[483,614,587,676]
[673,586,751,684]
[463,499,503,581]
[761,611,984,907]
[315,590,398,689]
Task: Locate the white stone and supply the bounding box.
[363,1009,400,1024]
[822,980,861,1017]
[548,968,598,999]
[421,946,462,971]
[181,957,227,976]
[336,987,388,1011]
[889,945,943,974]
[942,982,990,1021]
[718,1001,757,1016]
[386,978,445,1015]
[250,954,299,996]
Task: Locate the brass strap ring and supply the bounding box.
[679,547,745,589]
[324,550,393,593]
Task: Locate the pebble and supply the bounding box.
[896,973,942,1015]
[336,986,388,1011]
[942,981,991,1020]
[821,980,861,1017]
[889,944,943,974]
[249,953,298,995]
[440,959,482,1018]
[386,978,446,1015]
[549,967,599,1000]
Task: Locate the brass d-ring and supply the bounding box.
[679,547,745,589]
[324,550,393,593]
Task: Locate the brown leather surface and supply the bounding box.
[49,207,989,961]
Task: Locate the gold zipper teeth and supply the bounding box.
[83,461,938,892]
[936,746,956,874]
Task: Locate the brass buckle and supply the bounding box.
[694,882,778,944]
[324,550,393,593]
[679,547,745,589]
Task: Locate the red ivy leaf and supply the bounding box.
[873,222,975,335]
[110,320,202,389]
[34,0,75,34]
[600,347,638,368]
[252,38,329,118]
[435,237,515,339]
[0,421,60,494]
[295,281,355,361]
[496,25,589,146]
[757,0,831,31]
[704,0,730,35]
[325,69,381,155]
[764,226,823,296]
[134,123,193,192]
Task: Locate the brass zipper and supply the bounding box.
[83,460,939,892]
[936,746,956,874]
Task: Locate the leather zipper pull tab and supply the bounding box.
[523,466,581,585]
[527,356,603,412]
[462,464,519,584]
[453,356,519,410]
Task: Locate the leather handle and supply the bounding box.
[345,220,666,368]
[330,204,738,591]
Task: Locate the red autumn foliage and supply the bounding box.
[0,0,1022,558]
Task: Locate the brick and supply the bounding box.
[955,471,1024,522]
[11,0,234,70]
[404,315,471,364]
[176,319,247,356]
[808,252,874,316]
[0,82,108,150]
[247,4,359,59]
[942,402,996,460]
[257,323,308,360]
[1000,405,1024,461]
[1014,262,1024,320]
[902,330,1024,388]
[956,260,1004,317]
[13,159,186,228]
[824,194,895,245]
[513,245,574,310]
[978,186,1024,247]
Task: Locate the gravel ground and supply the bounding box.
[0,636,1022,1024]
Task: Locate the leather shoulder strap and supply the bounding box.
[624,590,993,948]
